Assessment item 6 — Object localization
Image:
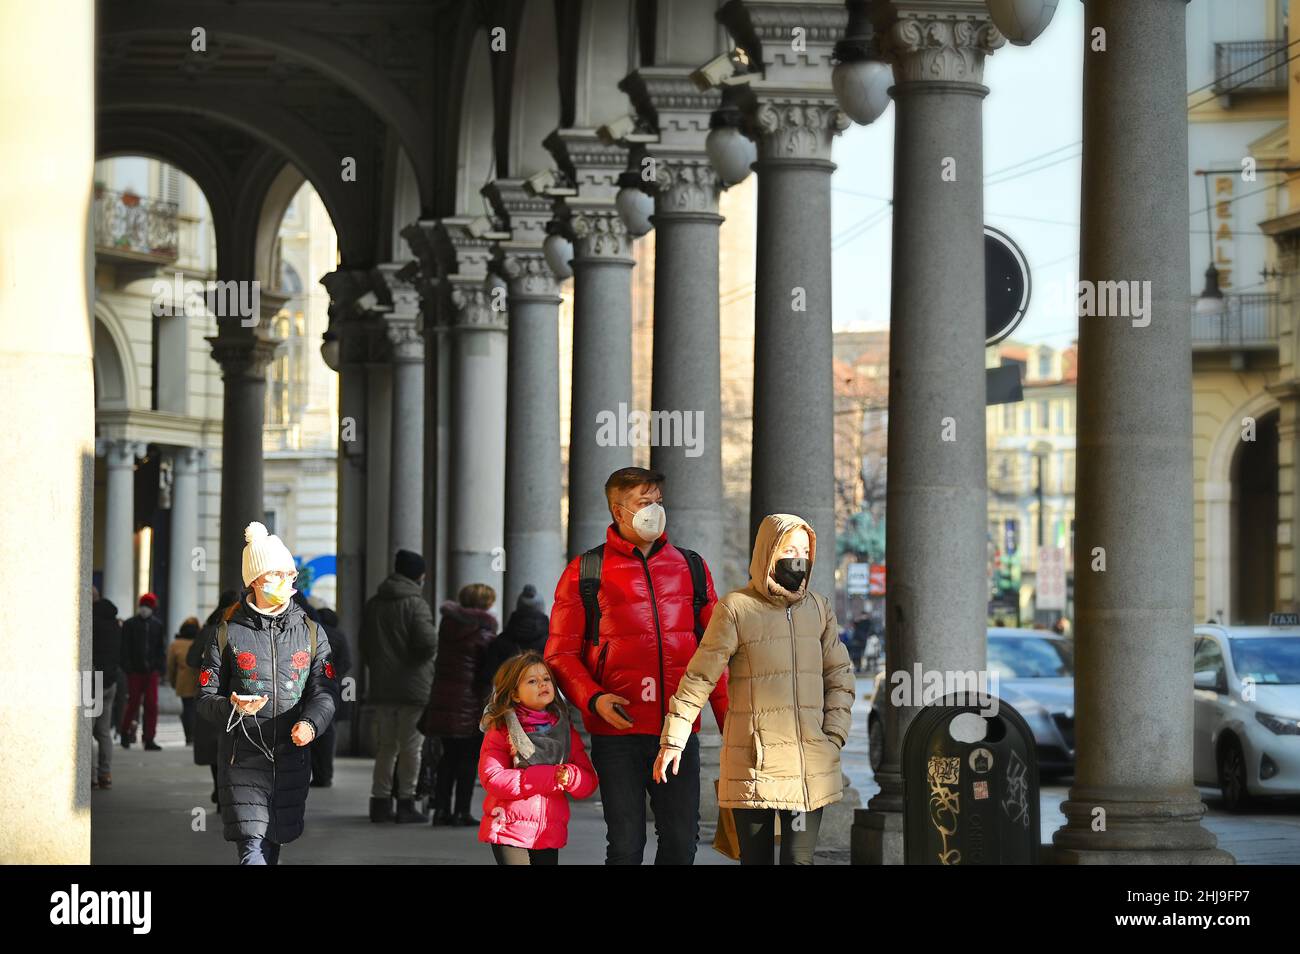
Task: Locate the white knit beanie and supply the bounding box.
[241,521,297,587]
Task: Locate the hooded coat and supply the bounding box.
[422,601,498,737]
[660,513,856,812]
[360,572,439,705]
[194,596,338,843]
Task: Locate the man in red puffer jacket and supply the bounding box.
[546,466,728,865]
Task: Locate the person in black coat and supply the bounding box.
[91,591,121,788]
[484,584,549,680]
[309,606,352,787]
[119,592,166,750]
[195,523,337,865]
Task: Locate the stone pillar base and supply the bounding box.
[851,808,903,865]
[1052,847,1235,865]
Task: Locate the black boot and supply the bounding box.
[452,811,479,827]
[369,797,395,823]
[143,739,161,751]
[430,808,451,827]
[395,798,428,824]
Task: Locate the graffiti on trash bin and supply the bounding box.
[1001,749,1031,828]
[927,755,962,864]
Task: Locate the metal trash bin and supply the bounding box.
[902,694,1039,864]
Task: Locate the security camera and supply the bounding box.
[523,169,556,196]
[692,52,737,91]
[597,114,638,145]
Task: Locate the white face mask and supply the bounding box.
[137,606,153,619]
[628,502,666,542]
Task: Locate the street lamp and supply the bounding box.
[985,0,1060,47]
[832,0,893,127]
[615,149,655,238]
[542,223,574,280]
[319,329,340,372]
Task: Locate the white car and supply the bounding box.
[1193,618,1300,811]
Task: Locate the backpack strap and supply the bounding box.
[217,620,228,657]
[678,547,708,640]
[578,545,605,646]
[306,617,318,658]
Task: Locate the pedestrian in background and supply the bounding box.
[361,549,438,822]
[119,592,166,750]
[485,583,549,681]
[423,582,498,827]
[167,616,202,744]
[311,606,352,787]
[90,587,121,789]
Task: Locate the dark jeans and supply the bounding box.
[590,732,700,866]
[491,844,559,865]
[434,734,481,815]
[732,807,823,865]
[180,696,195,742]
[311,720,336,783]
[237,837,281,865]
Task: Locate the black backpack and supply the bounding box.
[578,544,708,646]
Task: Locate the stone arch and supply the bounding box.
[1204,390,1281,622]
[92,302,135,410]
[255,163,309,290]
[507,0,563,177]
[456,29,498,215]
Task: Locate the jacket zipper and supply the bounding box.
[270,614,278,843]
[788,604,810,810]
[637,550,667,721]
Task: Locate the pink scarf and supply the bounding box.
[515,704,558,731]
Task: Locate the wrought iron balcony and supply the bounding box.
[93,186,179,262]
[1190,293,1278,351]
[1213,41,1288,96]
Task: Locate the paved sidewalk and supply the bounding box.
[91,677,1300,864]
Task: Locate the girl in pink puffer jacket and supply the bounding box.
[477,651,598,864]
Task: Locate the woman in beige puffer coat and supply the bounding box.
[654,513,855,864]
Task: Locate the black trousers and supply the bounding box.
[731,807,823,865]
[491,844,559,865]
[310,720,337,783]
[180,697,196,742]
[434,734,481,815]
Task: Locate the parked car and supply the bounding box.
[867,627,1075,777]
[1193,619,1300,812]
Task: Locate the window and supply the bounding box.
[1038,351,1052,379]
[1038,400,1050,431]
[1193,637,1226,692]
[1054,402,1065,431]
[1003,403,1015,430]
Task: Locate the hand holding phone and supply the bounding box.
[230,692,268,715]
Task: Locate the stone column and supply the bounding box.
[377,264,425,556]
[441,218,509,598]
[320,269,374,644]
[364,336,393,599]
[849,0,1001,866]
[1052,0,1228,863]
[721,2,845,599]
[486,181,567,610]
[547,130,635,557]
[167,446,203,634]
[622,69,726,575]
[0,0,95,861]
[208,295,282,595]
[99,439,146,614]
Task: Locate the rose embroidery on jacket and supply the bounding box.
[199,670,211,686]
[292,651,311,669]
[236,652,256,670]
[324,662,335,679]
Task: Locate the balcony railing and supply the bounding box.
[1190,293,1278,350]
[1213,41,1288,96]
[93,187,178,262]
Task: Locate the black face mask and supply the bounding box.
[772,557,809,592]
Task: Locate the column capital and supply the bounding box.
[447,277,508,332]
[96,438,147,466]
[373,262,426,361]
[206,331,278,381]
[568,206,633,261]
[620,67,724,215]
[544,127,628,200]
[752,95,848,162]
[483,179,567,300]
[173,445,206,471]
[872,1,1005,85]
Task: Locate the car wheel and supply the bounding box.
[868,715,884,775]
[1217,737,1252,812]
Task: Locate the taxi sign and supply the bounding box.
[1268,612,1300,627]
